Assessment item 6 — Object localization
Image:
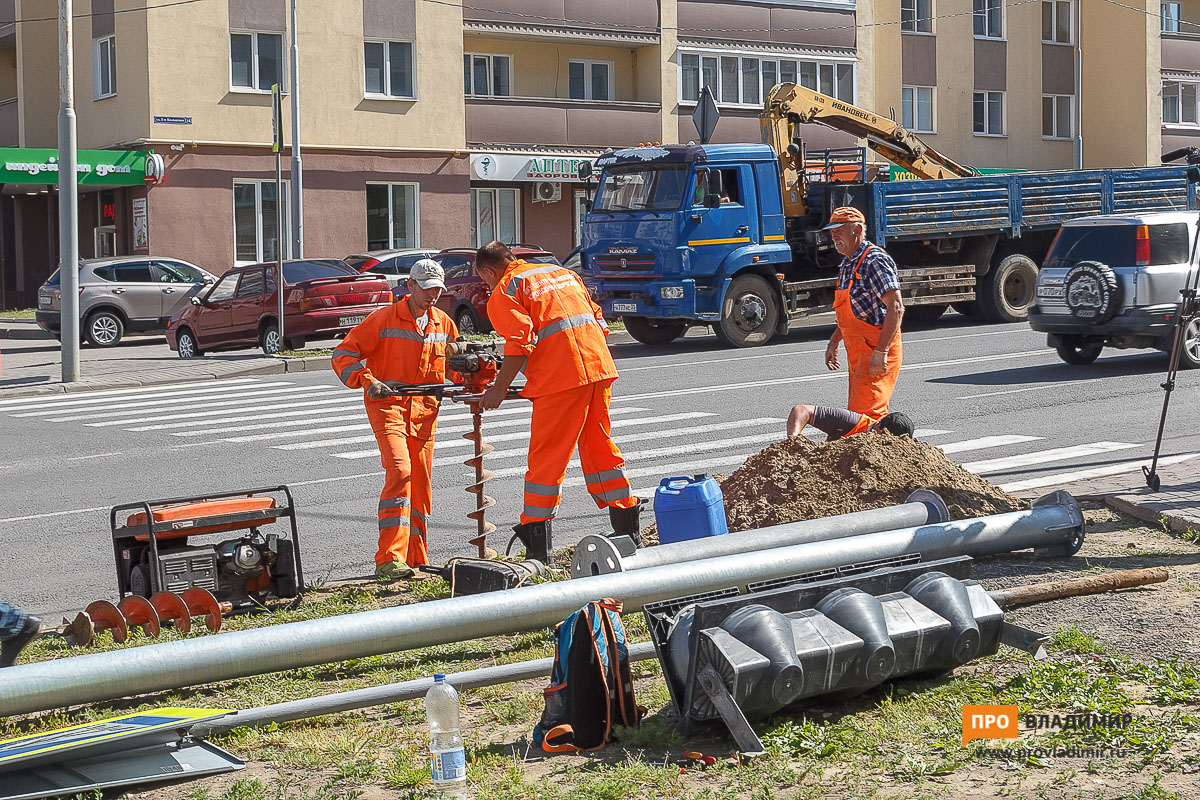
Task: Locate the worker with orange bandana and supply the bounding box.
[331,260,459,582]
[819,206,904,425]
[473,241,640,564]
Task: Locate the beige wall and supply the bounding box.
[1082,0,1158,167]
[462,36,644,102]
[659,0,678,143]
[0,46,16,98]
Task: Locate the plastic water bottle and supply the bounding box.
[425,674,468,799]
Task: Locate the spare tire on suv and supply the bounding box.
[1063,261,1121,324]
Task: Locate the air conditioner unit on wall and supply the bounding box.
[533,181,562,203]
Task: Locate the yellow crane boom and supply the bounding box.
[760,82,975,217]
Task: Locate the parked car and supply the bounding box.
[36,257,217,347]
[432,245,559,334]
[166,259,392,357]
[344,248,438,289]
[1028,211,1199,367]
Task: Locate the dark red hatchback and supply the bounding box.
[432,245,559,334]
[166,259,392,357]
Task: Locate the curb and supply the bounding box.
[1106,493,1200,534]
[0,355,333,399]
[0,327,54,340]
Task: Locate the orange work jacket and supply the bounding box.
[331,299,459,439]
[486,259,616,398]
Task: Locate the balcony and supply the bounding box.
[462,0,659,44]
[0,97,17,147]
[466,97,662,149]
[1162,31,1200,75]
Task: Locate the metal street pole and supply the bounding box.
[272,83,286,349]
[58,0,80,382]
[289,0,303,258]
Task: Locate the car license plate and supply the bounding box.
[1037,286,1067,298]
[38,296,51,308]
[339,315,367,326]
[612,302,637,313]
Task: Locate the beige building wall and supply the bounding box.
[658,0,678,144]
[1082,0,1159,167]
[462,36,642,102]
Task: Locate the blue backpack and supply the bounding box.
[533,598,645,753]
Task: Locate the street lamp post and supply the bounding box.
[58,0,80,382]
[289,0,303,258]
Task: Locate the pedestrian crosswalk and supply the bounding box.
[3,376,1197,495]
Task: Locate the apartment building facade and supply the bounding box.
[0,0,1194,309]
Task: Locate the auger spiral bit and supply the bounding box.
[464,405,498,558]
[150,590,192,634]
[85,599,129,644]
[118,595,161,638]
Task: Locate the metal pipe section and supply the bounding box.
[0,491,1083,718]
[194,641,659,738]
[571,490,950,578]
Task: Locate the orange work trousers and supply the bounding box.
[833,291,902,420]
[521,379,639,523]
[366,402,435,567]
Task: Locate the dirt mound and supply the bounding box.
[720,434,1025,532]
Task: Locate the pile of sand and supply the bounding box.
[716,434,1026,532]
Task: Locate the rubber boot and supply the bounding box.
[511,520,553,565]
[0,615,41,668]
[608,501,644,548]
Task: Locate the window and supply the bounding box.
[902,86,935,132]
[206,273,240,304]
[93,263,153,282]
[236,269,265,298]
[1042,1,1072,43]
[973,0,1003,38]
[153,261,205,283]
[1162,2,1182,32]
[364,41,414,99]
[569,60,611,101]
[680,51,855,106]
[901,0,933,33]
[973,90,1004,135]
[470,188,519,246]
[1163,80,1199,125]
[463,53,511,97]
[691,168,741,205]
[1042,94,1073,138]
[595,165,689,212]
[366,183,419,250]
[233,179,290,265]
[93,36,116,99]
[231,32,284,92]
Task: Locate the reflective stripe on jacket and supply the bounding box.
[486,259,616,397]
[331,300,459,439]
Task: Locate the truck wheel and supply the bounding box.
[951,301,981,318]
[624,317,686,345]
[904,304,947,325]
[1055,337,1104,365]
[979,254,1038,323]
[714,275,779,348]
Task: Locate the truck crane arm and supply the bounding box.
[760,82,975,217]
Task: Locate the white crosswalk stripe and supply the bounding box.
[938,435,1043,454]
[47,385,340,422]
[0,377,262,409]
[999,452,1200,492]
[962,442,1138,475]
[5,379,279,415]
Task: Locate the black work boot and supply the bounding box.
[511,520,553,564]
[0,615,41,668]
[609,501,644,548]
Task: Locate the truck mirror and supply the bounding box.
[709,169,725,197]
[578,162,593,181]
[704,193,722,209]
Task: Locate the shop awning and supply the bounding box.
[0,147,149,186]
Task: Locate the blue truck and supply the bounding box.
[580,132,1193,347]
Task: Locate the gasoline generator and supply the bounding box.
[110,486,304,611]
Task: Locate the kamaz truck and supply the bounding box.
[580,83,1194,347]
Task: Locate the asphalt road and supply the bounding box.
[3,312,1198,617]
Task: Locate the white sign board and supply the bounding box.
[471,154,595,183]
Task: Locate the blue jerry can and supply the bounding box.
[654,474,728,544]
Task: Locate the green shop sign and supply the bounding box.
[888,165,1026,181]
[0,147,147,186]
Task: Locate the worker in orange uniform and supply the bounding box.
[331,260,458,582]
[786,405,914,440]
[473,241,640,564]
[822,206,904,424]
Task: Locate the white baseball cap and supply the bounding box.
[409,259,447,290]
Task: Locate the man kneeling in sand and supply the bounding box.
[787,404,914,441]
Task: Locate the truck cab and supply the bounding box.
[582,144,793,346]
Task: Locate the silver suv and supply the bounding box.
[1029,211,1199,367]
[36,257,216,346]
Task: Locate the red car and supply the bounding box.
[166,259,392,357]
[432,245,559,334]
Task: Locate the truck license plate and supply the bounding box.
[1037,286,1066,298]
[612,303,637,313]
[339,314,367,326]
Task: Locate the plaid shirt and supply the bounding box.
[836,242,901,327]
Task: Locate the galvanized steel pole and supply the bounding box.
[57,0,80,382]
[571,491,950,578]
[288,0,303,258]
[0,492,1083,717]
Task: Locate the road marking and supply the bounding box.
[0,377,261,409]
[480,432,782,477]
[962,442,1139,475]
[0,505,109,524]
[999,452,1200,492]
[955,385,1052,400]
[172,412,368,436]
[915,429,952,437]
[431,413,724,451]
[126,397,366,430]
[614,350,1052,402]
[288,470,383,487]
[43,385,340,422]
[167,401,539,436]
[232,409,546,444]
[5,379,290,415]
[938,435,1044,455]
[560,454,754,487]
[64,452,122,461]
